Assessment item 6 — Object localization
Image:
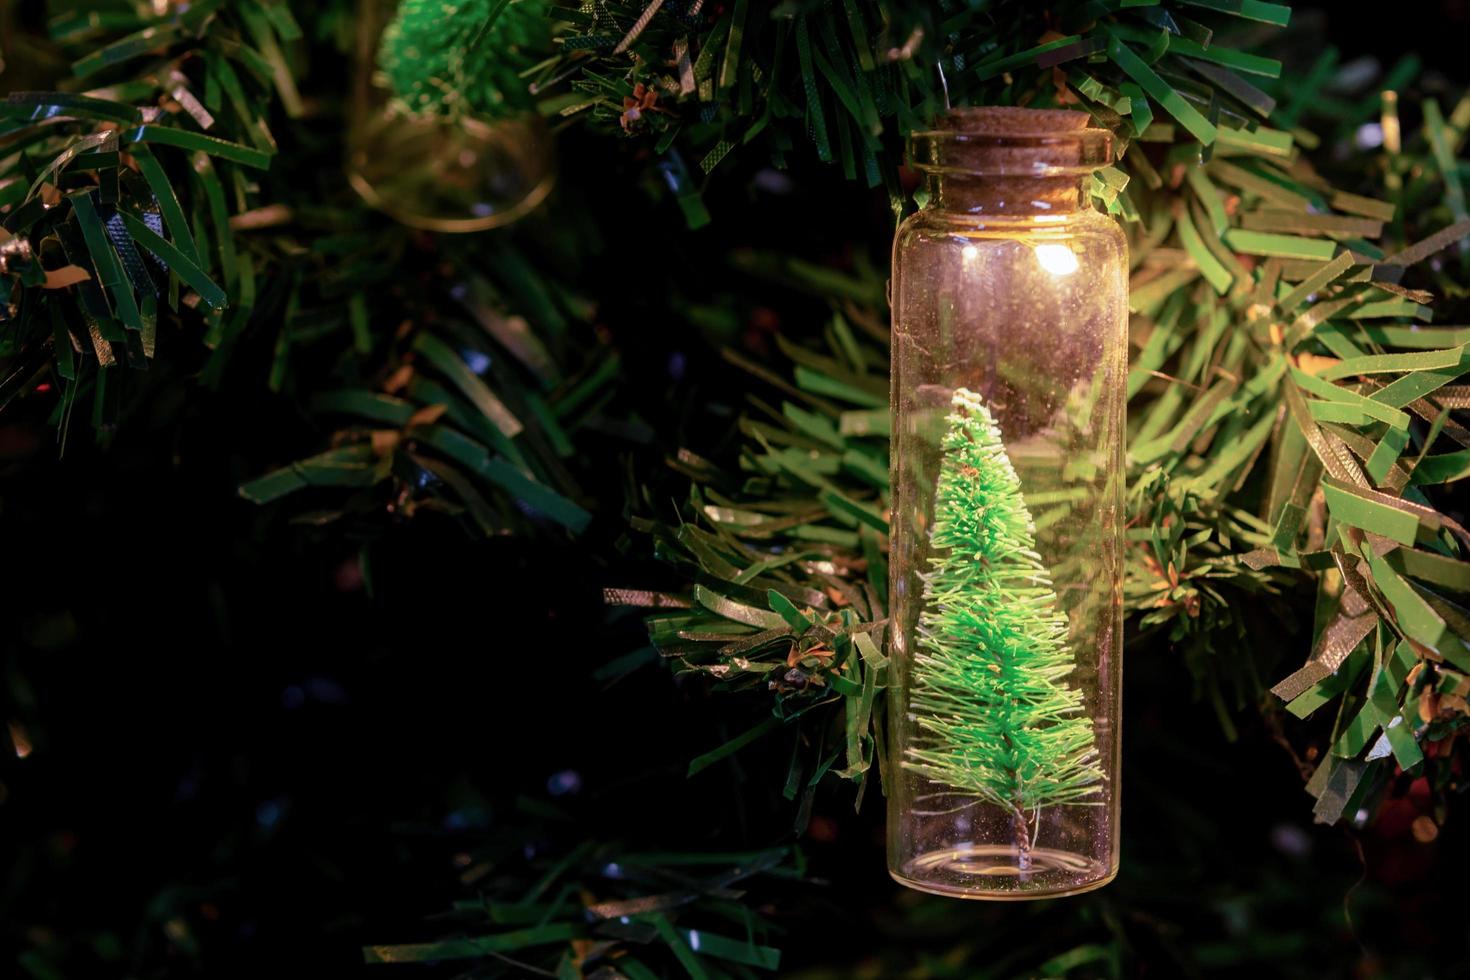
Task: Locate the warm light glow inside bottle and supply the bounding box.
[887,108,1127,899]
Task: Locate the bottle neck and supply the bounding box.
[909,107,1111,218]
[925,174,1089,216]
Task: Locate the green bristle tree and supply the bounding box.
[906,388,1104,868]
[378,0,549,118]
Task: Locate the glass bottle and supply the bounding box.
[886,107,1127,900]
[346,0,555,232]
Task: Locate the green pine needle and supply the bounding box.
[378,0,548,118]
[904,388,1105,814]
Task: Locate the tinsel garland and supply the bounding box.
[2,0,1469,832]
[0,2,601,536]
[2,1,1470,975]
[571,3,1470,831]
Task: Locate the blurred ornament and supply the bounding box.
[346,0,555,232]
[347,111,554,233]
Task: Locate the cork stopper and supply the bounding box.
[909,106,1111,212]
[913,107,1109,176]
[934,106,1092,134]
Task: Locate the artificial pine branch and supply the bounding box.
[900,389,1105,862]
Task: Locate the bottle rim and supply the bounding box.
[909,108,1112,178]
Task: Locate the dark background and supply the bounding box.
[5,3,1470,977]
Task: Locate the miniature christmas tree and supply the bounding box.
[904,388,1105,870]
[378,0,549,118]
